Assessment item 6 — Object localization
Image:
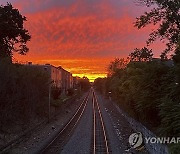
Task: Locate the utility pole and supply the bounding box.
[48,80,54,123]
[48,83,51,123]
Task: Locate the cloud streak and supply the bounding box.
[0,0,165,81]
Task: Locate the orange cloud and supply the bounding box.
[11,0,165,81]
[22,8,152,58]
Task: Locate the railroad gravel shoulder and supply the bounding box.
[60,93,93,154]
[6,93,87,154]
[96,92,149,154]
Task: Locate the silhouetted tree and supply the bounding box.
[173,42,180,65]
[78,76,90,91]
[135,0,180,59]
[108,58,127,76]
[129,47,153,62]
[0,3,31,62]
[94,78,107,94]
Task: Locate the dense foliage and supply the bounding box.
[78,76,91,91]
[0,61,49,131]
[107,58,127,76]
[135,0,180,58]
[94,58,180,153]
[95,1,180,152]
[0,3,31,61]
[129,47,153,62]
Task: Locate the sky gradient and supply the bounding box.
[1,0,165,81]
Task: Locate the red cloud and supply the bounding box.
[12,0,165,80]
[23,7,153,58]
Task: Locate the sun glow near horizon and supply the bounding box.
[73,73,107,82]
[14,55,109,82]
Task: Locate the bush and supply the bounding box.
[51,87,61,100]
[67,88,74,96]
[0,61,49,130]
[94,60,180,139]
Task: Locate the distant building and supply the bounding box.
[27,63,62,88]
[152,58,174,67]
[27,62,74,94]
[58,66,73,93]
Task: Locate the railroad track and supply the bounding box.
[92,91,110,154]
[0,94,79,154]
[41,90,90,154]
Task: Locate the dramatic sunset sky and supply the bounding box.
[1,0,165,81]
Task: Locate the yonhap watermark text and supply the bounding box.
[128,132,180,150]
[145,137,180,144]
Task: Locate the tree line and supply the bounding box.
[95,0,180,153]
[94,46,180,154]
[0,61,49,132]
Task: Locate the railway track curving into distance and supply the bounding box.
[41,88,111,154]
[41,90,91,154]
[92,90,110,154]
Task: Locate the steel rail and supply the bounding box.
[93,91,96,154]
[93,90,110,154]
[41,90,90,153]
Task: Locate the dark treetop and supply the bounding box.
[0,3,31,61]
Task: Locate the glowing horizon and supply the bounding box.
[14,57,109,82]
[1,0,166,81]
